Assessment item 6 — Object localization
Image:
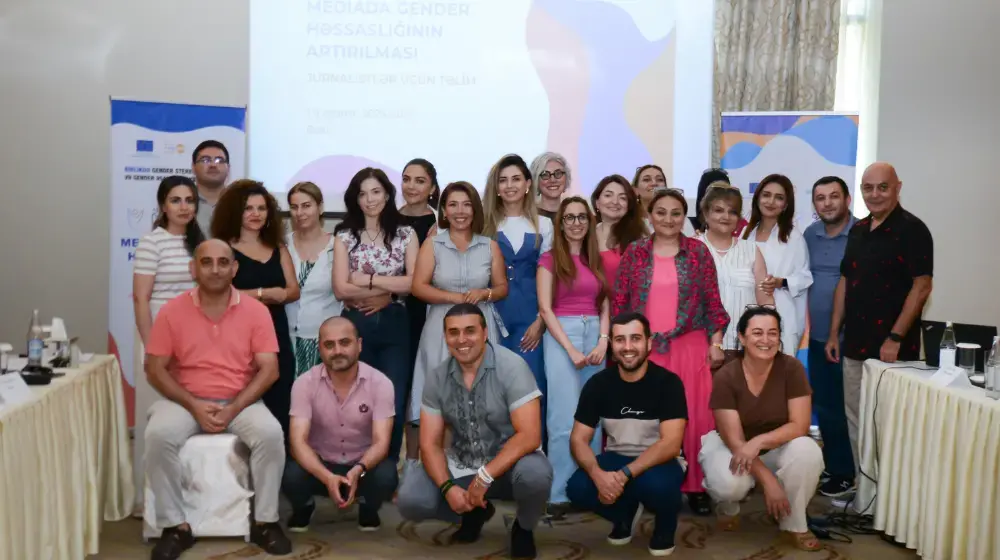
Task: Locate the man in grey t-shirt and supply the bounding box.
[398,304,552,559]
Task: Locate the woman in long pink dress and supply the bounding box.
[613,188,729,515]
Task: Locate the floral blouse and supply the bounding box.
[612,234,730,353]
[336,226,414,277]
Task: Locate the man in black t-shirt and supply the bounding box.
[566,312,687,557]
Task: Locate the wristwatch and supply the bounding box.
[887,332,903,343]
[780,278,789,289]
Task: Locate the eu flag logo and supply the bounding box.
[136,140,153,152]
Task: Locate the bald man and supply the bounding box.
[282,317,398,533]
[825,163,933,479]
[144,240,292,559]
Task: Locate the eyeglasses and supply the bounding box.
[539,170,566,181]
[562,213,589,225]
[745,304,777,311]
[196,156,229,165]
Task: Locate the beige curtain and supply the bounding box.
[713,0,842,164]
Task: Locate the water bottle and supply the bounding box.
[26,309,44,368]
[987,336,999,399]
[939,321,957,369]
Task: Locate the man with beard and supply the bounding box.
[803,176,856,498]
[397,304,552,560]
[566,311,687,557]
[282,317,398,533]
[191,140,231,234]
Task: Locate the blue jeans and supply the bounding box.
[543,315,603,503]
[567,453,684,541]
[808,339,855,479]
[343,305,410,462]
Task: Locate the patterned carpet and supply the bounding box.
[93,496,918,559]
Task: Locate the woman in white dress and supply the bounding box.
[131,175,203,514]
[285,182,341,376]
[695,182,774,363]
[742,174,813,356]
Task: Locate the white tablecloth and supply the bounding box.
[0,356,135,560]
[857,359,1000,560]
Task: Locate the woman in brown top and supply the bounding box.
[699,306,823,551]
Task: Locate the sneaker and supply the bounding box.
[820,469,832,483]
[450,502,496,544]
[250,522,292,556]
[686,492,712,516]
[287,502,315,533]
[648,516,676,557]
[819,477,856,498]
[607,503,643,545]
[151,526,195,560]
[546,502,573,520]
[358,507,381,532]
[509,519,537,559]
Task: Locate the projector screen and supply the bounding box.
[250,0,713,211]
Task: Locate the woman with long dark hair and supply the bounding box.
[212,180,300,437]
[742,174,812,356]
[332,167,418,463]
[591,174,648,282]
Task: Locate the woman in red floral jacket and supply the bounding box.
[612,188,730,515]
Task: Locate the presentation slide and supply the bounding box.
[250,0,711,212]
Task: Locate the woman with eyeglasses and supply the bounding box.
[695,183,774,365]
[531,152,570,220]
[700,306,823,551]
[612,188,729,515]
[537,197,610,515]
[690,169,748,237]
[742,174,813,356]
[285,182,341,376]
[332,167,418,463]
[633,164,696,237]
[590,174,649,282]
[212,180,301,436]
[483,154,553,423]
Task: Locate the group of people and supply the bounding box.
[133,139,934,560]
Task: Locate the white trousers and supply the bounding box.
[699,430,824,533]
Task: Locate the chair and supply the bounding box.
[143,434,254,542]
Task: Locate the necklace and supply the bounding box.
[363,229,382,244]
[707,234,735,255]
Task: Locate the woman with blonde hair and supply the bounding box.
[537,196,610,514]
[285,182,341,376]
[531,152,571,220]
[483,154,552,416]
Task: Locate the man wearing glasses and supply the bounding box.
[191,140,231,234]
[825,162,933,478]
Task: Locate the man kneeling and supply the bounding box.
[144,240,290,560]
[283,317,398,532]
[566,312,688,557]
[397,304,553,559]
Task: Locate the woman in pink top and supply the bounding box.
[591,174,648,282]
[537,197,611,513]
[612,189,730,516]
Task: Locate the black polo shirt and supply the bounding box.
[841,205,933,360]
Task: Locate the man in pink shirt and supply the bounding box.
[144,240,291,560]
[283,316,398,532]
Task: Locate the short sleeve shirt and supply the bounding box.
[133,227,195,302]
[709,354,812,443]
[422,343,541,474]
[840,206,933,360]
[336,226,414,277]
[538,252,601,316]
[575,363,687,457]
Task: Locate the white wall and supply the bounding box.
[0,1,248,349]
[875,0,1000,325]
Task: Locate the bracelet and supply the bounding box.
[712,342,724,351]
[477,465,495,486]
[256,287,262,299]
[439,479,456,496]
[621,465,634,481]
[486,288,493,302]
[599,334,609,340]
[353,462,368,476]
[368,274,374,290]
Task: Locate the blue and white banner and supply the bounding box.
[720,111,859,228]
[109,99,246,423]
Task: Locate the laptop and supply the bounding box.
[922,320,997,371]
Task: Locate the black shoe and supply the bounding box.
[450,502,496,544]
[820,469,832,483]
[509,519,537,559]
[358,506,381,532]
[287,502,315,533]
[546,502,573,520]
[151,526,195,560]
[648,514,676,556]
[686,492,712,516]
[250,522,292,556]
[607,521,633,546]
[819,477,856,498]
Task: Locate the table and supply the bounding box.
[857,359,1000,560]
[0,356,135,560]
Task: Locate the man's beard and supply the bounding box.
[819,208,849,225]
[327,355,357,372]
[617,350,650,373]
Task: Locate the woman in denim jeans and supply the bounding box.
[332,167,418,462]
[537,197,610,516]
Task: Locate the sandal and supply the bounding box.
[784,530,822,551]
[717,514,740,532]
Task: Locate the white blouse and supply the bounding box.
[697,234,760,351]
[498,216,553,253]
[748,224,813,355]
[285,234,341,341]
